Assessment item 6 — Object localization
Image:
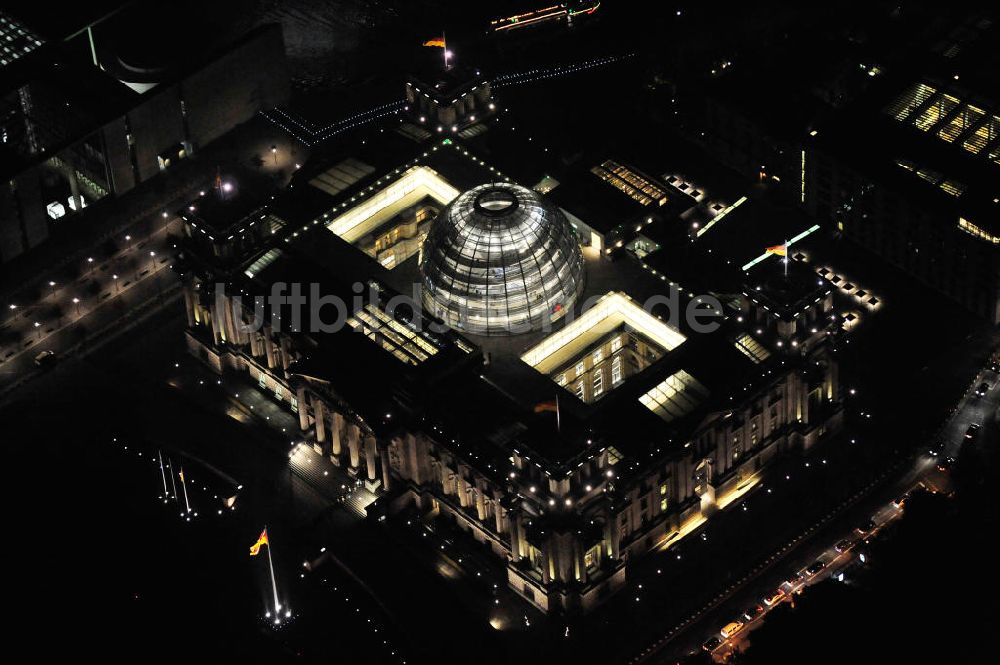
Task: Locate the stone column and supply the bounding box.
[263,327,276,369]
[313,398,326,448]
[330,411,344,458]
[364,435,377,482]
[279,337,291,371]
[249,332,262,357]
[509,509,523,561]
[475,485,487,521]
[379,442,392,492]
[209,304,221,344]
[494,500,505,535]
[604,518,619,560]
[183,285,197,327]
[296,386,309,431]
[347,424,361,470]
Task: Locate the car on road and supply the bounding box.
[856,519,877,534]
[720,620,745,639]
[936,455,956,472]
[835,538,857,553]
[976,382,991,397]
[892,492,910,509]
[742,604,765,622]
[990,361,999,373]
[33,350,56,367]
[965,424,980,440]
[806,561,826,576]
[762,588,786,606]
[928,441,945,456]
[702,636,722,652]
[785,571,805,587]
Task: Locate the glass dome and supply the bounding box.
[420,183,585,336]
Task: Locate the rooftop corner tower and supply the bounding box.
[419,182,585,336]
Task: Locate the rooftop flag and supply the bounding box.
[766,243,787,257]
[423,38,446,48]
[249,528,269,556]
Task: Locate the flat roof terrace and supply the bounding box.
[520,291,687,375]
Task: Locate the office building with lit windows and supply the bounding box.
[178,128,843,614]
[0,7,288,264]
[801,13,1000,323]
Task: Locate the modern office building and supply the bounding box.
[177,129,844,614]
[804,13,1000,323]
[0,7,289,264]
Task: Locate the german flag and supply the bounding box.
[423,37,446,48]
[766,243,787,257]
[534,400,558,414]
[249,528,269,556]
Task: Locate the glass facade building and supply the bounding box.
[420,183,585,336]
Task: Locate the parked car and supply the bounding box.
[965,423,981,440]
[976,382,990,397]
[762,588,786,606]
[742,604,765,621]
[702,636,722,652]
[835,538,856,553]
[806,561,826,576]
[720,620,745,639]
[936,455,956,472]
[33,350,56,367]
[856,519,877,534]
[785,571,805,587]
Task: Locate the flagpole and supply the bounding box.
[265,527,280,616]
[556,393,561,434]
[443,31,449,70]
[180,467,191,514]
[784,239,789,277]
[167,456,178,503]
[157,449,169,500]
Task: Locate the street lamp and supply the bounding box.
[271,145,277,166]
[33,321,41,340]
[87,256,95,276]
[48,280,57,301]
[72,297,81,316]
[149,250,157,273]
[112,274,119,294]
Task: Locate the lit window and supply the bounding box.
[592,348,604,364]
[659,483,667,496]
[575,361,586,377]
[608,359,622,388]
[611,336,623,353]
[258,372,267,389]
[575,381,585,401]
[660,498,668,512]
[556,373,567,386]
[593,370,604,397]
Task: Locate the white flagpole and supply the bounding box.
[556,393,561,434]
[265,527,281,617]
[443,31,449,70]
[784,239,789,277]
[158,449,169,500]
[179,467,191,514]
[167,457,178,503]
